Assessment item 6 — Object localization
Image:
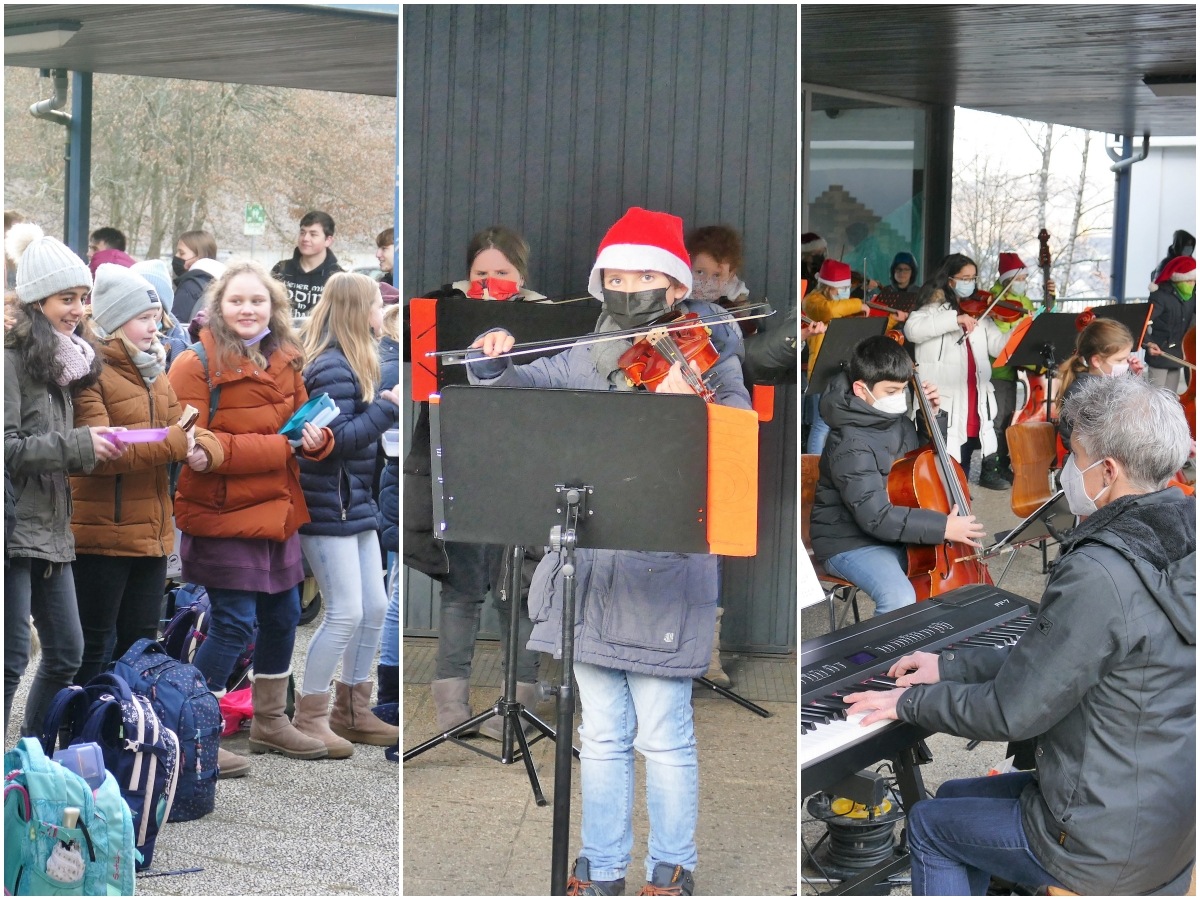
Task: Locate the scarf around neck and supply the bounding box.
[589,312,637,390]
[118,334,164,387]
[53,331,95,387]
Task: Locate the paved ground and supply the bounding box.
[6,612,400,896]
[800,476,1057,895]
[403,640,798,896]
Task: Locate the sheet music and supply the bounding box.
[800,552,825,611]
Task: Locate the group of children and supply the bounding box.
[805,243,1195,618]
[4,223,401,780]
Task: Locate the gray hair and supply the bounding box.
[1063,376,1191,491]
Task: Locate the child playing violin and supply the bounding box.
[467,206,749,897]
[803,258,864,454]
[1056,318,1145,453]
[810,335,986,614]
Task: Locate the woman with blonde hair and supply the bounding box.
[292,272,400,755]
[168,259,335,771]
[1056,317,1146,453]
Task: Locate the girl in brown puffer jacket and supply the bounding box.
[70,264,224,684]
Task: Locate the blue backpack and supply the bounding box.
[40,673,179,871]
[162,583,255,693]
[113,639,221,823]
[4,737,136,896]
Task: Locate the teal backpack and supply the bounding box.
[3,737,137,896]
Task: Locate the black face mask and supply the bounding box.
[172,256,187,279]
[601,287,672,330]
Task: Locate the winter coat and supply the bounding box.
[802,288,863,374]
[401,284,547,577]
[171,260,222,325]
[377,335,400,548]
[70,338,223,558]
[298,346,398,536]
[903,293,1007,460]
[809,372,948,562]
[467,299,750,677]
[988,283,1036,382]
[167,330,333,542]
[742,304,797,385]
[898,488,1196,896]
[4,349,98,563]
[1145,282,1195,371]
[271,249,344,319]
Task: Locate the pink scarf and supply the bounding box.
[53,331,95,386]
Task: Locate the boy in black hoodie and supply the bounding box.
[809,335,985,613]
[271,210,344,319]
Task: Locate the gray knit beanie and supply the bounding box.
[7,223,92,304]
[91,264,161,336]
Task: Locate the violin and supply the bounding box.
[1180,325,1196,441]
[958,289,1027,324]
[887,368,993,599]
[617,311,719,402]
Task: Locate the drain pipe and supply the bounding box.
[29,68,74,244]
[1106,133,1150,301]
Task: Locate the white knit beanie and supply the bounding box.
[91,264,161,335]
[7,223,92,304]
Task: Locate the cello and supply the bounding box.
[1014,229,1058,423]
[887,369,994,599]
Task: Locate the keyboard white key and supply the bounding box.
[800,711,893,769]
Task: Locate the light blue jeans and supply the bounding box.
[806,391,831,455]
[300,531,388,694]
[573,662,699,883]
[822,542,916,614]
[380,552,400,668]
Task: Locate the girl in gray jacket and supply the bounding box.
[3,224,125,737]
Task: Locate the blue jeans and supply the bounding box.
[4,559,84,740]
[573,662,699,883]
[380,553,399,668]
[192,585,301,688]
[908,772,1067,895]
[805,391,830,455]
[300,531,388,693]
[822,543,915,613]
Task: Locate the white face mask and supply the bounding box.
[1060,454,1110,516]
[828,285,851,301]
[866,385,908,416]
[952,279,976,299]
[1009,279,1027,296]
[1105,362,1129,378]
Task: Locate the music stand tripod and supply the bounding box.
[427,385,757,895]
[402,541,560,805]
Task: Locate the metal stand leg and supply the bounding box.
[693,676,772,718]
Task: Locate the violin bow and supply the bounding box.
[431,305,776,365]
[956,272,1023,346]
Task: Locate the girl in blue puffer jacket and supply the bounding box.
[294,272,400,757]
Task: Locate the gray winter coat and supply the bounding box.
[4,349,98,562]
[468,300,750,677]
[809,372,947,562]
[898,488,1196,895]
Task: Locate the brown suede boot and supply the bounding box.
[330,680,400,746]
[429,677,477,736]
[248,671,328,759]
[704,607,731,687]
[217,745,250,779]
[292,690,354,759]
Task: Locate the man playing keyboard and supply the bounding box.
[844,375,1196,896]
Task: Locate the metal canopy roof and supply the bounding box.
[4,4,398,97]
[802,4,1195,137]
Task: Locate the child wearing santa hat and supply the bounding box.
[1145,255,1196,394]
[467,207,751,896]
[802,258,863,454]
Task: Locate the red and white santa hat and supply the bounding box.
[998,252,1028,282]
[801,232,827,254]
[588,207,693,301]
[1157,255,1197,284]
[817,258,851,289]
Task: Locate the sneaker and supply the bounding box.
[637,863,694,896]
[568,857,626,896]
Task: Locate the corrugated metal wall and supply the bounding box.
[402,4,798,653]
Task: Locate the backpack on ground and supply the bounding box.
[40,673,179,871]
[113,639,221,824]
[161,582,255,693]
[4,737,137,896]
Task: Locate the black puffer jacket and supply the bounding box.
[899,488,1196,895]
[1145,281,1196,371]
[809,372,947,562]
[298,345,398,536]
[377,335,400,549]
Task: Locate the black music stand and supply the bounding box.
[807,317,889,395]
[430,385,732,895]
[980,490,1073,587]
[1094,302,1152,347]
[1006,313,1078,422]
